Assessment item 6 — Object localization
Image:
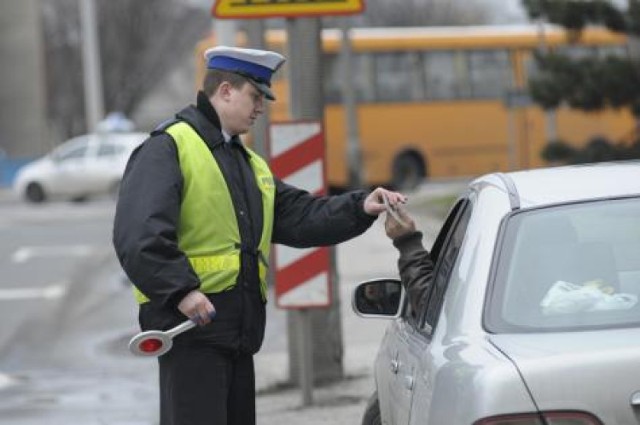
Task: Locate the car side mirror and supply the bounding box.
[352,278,405,319]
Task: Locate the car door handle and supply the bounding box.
[403,375,414,391]
[630,391,640,406]
[390,359,399,374]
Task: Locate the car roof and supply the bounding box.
[59,132,147,149]
[105,132,147,146]
[471,160,640,209]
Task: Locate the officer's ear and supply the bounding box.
[217,81,234,101]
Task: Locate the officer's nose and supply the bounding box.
[255,97,265,114]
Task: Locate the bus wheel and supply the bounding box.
[392,152,425,190]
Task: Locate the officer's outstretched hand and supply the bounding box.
[178,290,216,326]
[364,187,407,216]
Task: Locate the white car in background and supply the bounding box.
[13,132,146,203]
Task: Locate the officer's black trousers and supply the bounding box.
[159,342,256,425]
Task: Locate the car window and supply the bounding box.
[97,142,125,158]
[487,196,640,333]
[418,199,471,333]
[55,145,89,162]
[429,198,466,262]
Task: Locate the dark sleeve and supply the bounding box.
[112,133,199,309]
[393,231,435,315]
[272,179,377,247]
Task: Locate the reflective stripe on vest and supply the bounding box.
[133,121,275,304]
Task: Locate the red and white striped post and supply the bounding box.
[268,120,331,310]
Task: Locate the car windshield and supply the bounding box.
[487,197,640,333]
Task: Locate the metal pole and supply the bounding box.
[626,0,640,139]
[79,0,104,133]
[246,20,269,158]
[508,108,517,171]
[285,16,344,406]
[216,19,237,47]
[286,17,321,406]
[286,18,324,118]
[295,309,314,406]
[340,18,363,188]
[537,17,557,142]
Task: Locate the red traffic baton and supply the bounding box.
[128,310,216,357]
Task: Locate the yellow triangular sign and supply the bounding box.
[212,0,364,19]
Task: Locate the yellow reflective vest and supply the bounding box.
[133,121,275,304]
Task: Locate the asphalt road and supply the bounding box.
[0,199,156,424]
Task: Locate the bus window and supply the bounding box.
[323,53,342,103]
[374,52,415,102]
[557,45,599,59]
[453,51,472,98]
[408,51,427,101]
[355,53,376,102]
[468,50,513,98]
[424,51,470,100]
[598,45,628,57]
[323,53,376,104]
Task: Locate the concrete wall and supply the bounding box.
[0,0,48,159]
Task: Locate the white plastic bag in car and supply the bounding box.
[541,280,637,315]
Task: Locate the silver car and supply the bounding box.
[13,132,145,203]
[353,161,640,425]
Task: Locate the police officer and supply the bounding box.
[113,46,406,425]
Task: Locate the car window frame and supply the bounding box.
[413,198,472,334]
[400,199,466,327]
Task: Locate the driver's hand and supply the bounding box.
[385,206,416,240]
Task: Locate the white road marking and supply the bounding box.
[0,283,67,301]
[11,244,94,263]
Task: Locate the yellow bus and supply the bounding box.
[196,25,633,189]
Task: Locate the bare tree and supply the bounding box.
[41,0,210,141]
[324,0,489,27]
[41,0,85,139]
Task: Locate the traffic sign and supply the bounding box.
[213,0,364,19]
[269,121,331,309]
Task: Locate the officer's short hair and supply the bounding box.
[203,69,248,97]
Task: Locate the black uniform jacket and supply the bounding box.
[113,92,376,354]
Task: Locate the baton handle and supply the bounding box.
[166,320,196,338]
[165,310,217,338]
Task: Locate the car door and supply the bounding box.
[407,199,472,425]
[48,138,93,195]
[377,199,471,425]
[88,138,125,192]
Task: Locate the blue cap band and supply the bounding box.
[207,56,273,86]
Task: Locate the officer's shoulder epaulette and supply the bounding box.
[150,118,182,137]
